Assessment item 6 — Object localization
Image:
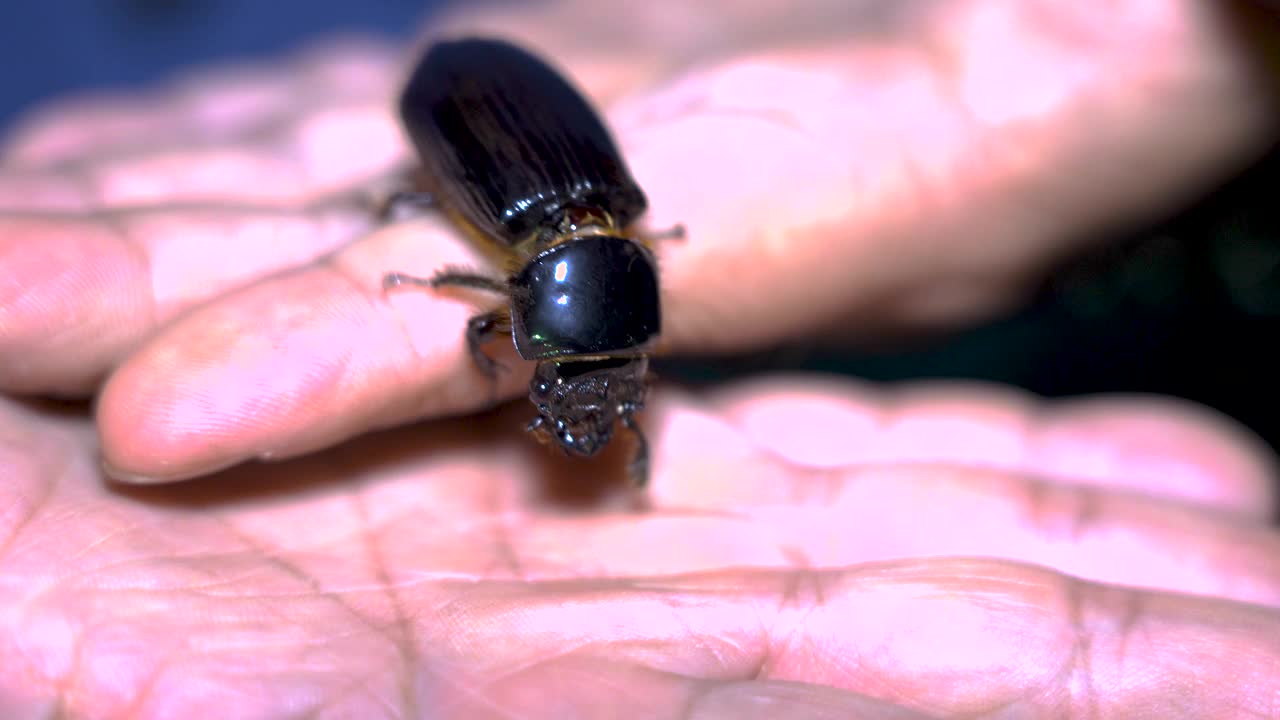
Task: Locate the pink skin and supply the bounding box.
[1,0,1279,717]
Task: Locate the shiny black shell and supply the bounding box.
[510,236,660,360]
[399,38,648,246]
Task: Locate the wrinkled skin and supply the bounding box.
[3,1,1280,717]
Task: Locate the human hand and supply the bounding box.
[2,385,1279,717]
[3,0,1275,480]
[2,0,1278,717]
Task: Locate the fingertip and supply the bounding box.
[0,216,152,395]
[1034,395,1278,518]
[96,267,399,480]
[96,222,529,482]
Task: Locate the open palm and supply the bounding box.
[3,1,1279,717]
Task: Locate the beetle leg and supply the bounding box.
[429,270,509,293]
[464,309,509,379]
[375,190,437,222]
[526,415,557,447]
[646,223,687,242]
[382,268,508,294]
[635,223,686,253]
[359,163,437,222]
[620,414,649,488]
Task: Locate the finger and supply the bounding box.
[503,460,1280,608]
[629,380,1276,605]
[698,378,1277,516]
[1,77,412,396]
[1,39,400,169]
[424,560,1280,718]
[0,11,694,213]
[0,205,370,395]
[96,218,526,480]
[619,0,1278,348]
[0,104,405,212]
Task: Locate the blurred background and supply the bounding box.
[2,1,1277,508]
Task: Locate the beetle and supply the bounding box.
[379,37,680,486]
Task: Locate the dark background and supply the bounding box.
[2,1,1277,509]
